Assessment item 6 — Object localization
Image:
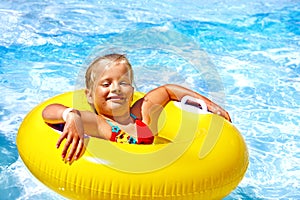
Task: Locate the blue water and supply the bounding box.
[1,0,299,199]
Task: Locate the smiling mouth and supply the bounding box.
[107,96,124,101]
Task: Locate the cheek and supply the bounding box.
[93,87,109,105]
[94,86,108,97]
[93,92,108,114]
[126,87,134,102]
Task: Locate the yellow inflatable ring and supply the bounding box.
[17,90,248,200]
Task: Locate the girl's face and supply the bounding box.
[86,62,134,118]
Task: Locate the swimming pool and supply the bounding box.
[1,0,299,199]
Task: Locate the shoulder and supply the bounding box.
[130,96,156,122]
[130,97,144,119]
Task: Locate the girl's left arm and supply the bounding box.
[133,84,231,122]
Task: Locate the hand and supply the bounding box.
[209,104,232,122]
[56,111,85,161]
[223,110,232,122]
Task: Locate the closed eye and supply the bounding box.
[101,82,110,87]
[120,81,131,86]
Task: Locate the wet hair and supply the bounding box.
[85,54,134,90]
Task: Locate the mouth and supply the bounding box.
[106,96,125,101]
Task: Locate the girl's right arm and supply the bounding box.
[42,104,111,161]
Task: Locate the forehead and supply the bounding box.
[96,62,132,81]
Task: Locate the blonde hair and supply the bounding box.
[85,54,134,90]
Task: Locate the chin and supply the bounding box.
[107,103,129,115]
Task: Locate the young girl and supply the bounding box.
[42,54,231,161]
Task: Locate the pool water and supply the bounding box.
[1,0,299,199]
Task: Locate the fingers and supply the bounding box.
[56,131,67,149]
[225,112,232,123]
[74,139,85,160]
[59,133,85,161]
[211,105,232,122]
[66,138,84,161]
[65,138,78,161]
[58,121,85,161]
[58,124,72,158]
[61,135,74,160]
[219,110,231,122]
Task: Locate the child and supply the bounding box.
[42,54,231,161]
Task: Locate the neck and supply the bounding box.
[103,111,133,125]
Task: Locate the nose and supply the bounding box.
[111,82,121,93]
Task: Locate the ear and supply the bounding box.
[85,89,93,104]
